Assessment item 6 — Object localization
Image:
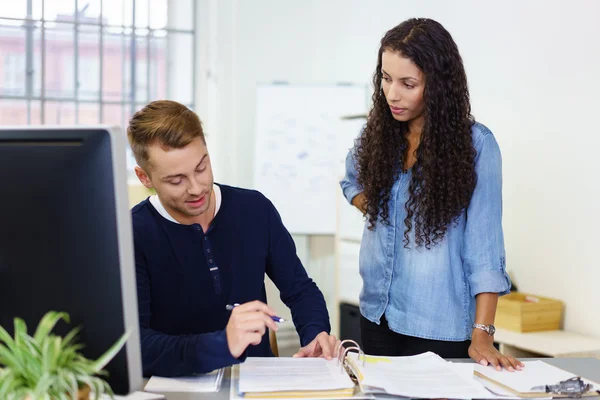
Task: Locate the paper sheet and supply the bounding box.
[100,391,164,400]
[144,368,224,393]
[349,351,492,399]
[239,357,355,394]
[474,360,600,394]
[449,362,549,399]
[231,364,374,400]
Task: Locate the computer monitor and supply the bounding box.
[0,126,142,394]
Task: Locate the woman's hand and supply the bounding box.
[468,329,523,371]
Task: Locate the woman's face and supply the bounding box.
[381,49,425,123]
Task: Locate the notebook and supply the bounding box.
[144,368,224,393]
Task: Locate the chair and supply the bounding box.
[269,329,279,357]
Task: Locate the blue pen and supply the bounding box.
[225,303,286,323]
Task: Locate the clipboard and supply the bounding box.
[474,362,600,398]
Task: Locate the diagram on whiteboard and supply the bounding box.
[254,84,367,235]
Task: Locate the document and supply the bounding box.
[474,360,599,396]
[144,368,224,393]
[238,357,355,397]
[347,351,492,399]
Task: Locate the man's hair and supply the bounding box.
[127,100,205,170]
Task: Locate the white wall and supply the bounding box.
[197,0,600,337]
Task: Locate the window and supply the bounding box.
[0,0,197,177]
[3,53,26,95]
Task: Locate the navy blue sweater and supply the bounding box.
[131,184,330,377]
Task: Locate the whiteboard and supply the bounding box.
[253,84,367,235]
[336,117,367,242]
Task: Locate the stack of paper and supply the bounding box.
[238,357,356,398]
[144,368,224,393]
[100,392,165,400]
[346,351,492,399]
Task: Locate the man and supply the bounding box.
[128,100,337,377]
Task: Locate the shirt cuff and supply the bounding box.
[301,325,327,347]
[468,269,511,297]
[341,185,362,205]
[200,329,245,370]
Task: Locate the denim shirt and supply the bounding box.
[340,122,511,341]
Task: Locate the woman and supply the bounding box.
[340,18,523,371]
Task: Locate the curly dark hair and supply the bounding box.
[355,18,477,248]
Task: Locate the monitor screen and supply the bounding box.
[0,126,142,394]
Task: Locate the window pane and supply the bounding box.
[102,28,130,102]
[149,0,167,30]
[134,0,148,28]
[78,26,101,101]
[32,0,43,20]
[135,35,149,103]
[31,100,42,124]
[45,101,76,124]
[166,32,193,104]
[45,23,75,99]
[44,0,76,23]
[102,103,124,127]
[0,99,28,125]
[78,103,100,124]
[166,0,192,31]
[103,0,134,28]
[0,22,27,97]
[149,30,167,99]
[0,3,28,20]
[78,0,102,24]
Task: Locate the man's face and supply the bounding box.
[135,137,214,223]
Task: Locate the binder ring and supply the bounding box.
[336,339,361,365]
[340,346,365,373]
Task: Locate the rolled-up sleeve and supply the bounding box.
[462,131,511,297]
[339,140,363,204]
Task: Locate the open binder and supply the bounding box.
[234,340,490,399]
[232,340,375,398]
[234,340,600,399]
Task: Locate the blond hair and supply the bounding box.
[127,100,205,170]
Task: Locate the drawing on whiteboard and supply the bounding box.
[254,84,367,234]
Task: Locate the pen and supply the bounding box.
[225,303,286,323]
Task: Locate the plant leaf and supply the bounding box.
[90,330,130,372]
[33,311,70,344]
[13,318,28,349]
[0,324,16,352]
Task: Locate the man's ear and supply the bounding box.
[135,166,153,189]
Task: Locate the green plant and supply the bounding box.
[0,311,129,400]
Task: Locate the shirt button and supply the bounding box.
[207,249,211,253]
[209,259,214,263]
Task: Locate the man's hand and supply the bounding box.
[226,301,279,358]
[293,332,340,360]
[469,329,523,371]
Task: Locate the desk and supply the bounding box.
[494,328,600,358]
[149,357,600,400]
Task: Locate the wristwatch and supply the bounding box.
[472,323,496,336]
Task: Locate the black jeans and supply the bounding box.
[360,315,471,358]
